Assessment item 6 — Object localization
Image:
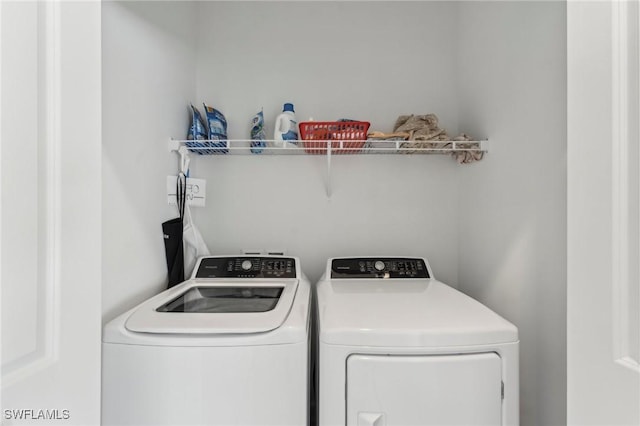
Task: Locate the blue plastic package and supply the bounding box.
[250,109,266,154]
[186,104,214,155]
[203,103,229,154]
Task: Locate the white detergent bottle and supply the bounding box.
[274,103,298,148]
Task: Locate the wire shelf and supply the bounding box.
[168,139,488,155]
[168,138,488,198]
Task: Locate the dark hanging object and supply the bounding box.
[162,173,186,288]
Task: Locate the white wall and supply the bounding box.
[456,2,567,426]
[188,154,461,282]
[192,1,462,282]
[195,1,460,139]
[102,1,198,323]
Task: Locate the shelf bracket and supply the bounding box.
[168,139,191,175]
[168,138,181,152]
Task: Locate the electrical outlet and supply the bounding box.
[167,176,206,207]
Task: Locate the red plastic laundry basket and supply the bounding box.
[299,121,370,154]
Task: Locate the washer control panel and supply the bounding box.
[331,257,429,279]
[196,257,296,279]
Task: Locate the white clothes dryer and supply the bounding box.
[102,255,311,426]
[316,257,519,426]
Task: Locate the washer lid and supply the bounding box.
[317,279,518,347]
[125,279,298,334]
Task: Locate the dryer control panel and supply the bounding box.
[195,257,296,279]
[331,257,430,279]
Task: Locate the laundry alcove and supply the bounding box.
[101,2,567,426]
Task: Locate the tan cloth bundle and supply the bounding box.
[392,114,483,164]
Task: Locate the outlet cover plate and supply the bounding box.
[167,176,206,207]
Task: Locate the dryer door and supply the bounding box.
[346,353,502,426]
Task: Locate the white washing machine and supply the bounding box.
[316,257,519,426]
[102,255,311,426]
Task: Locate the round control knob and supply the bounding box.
[374,260,386,271]
[241,260,253,271]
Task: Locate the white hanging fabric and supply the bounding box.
[182,203,210,278]
[178,147,210,278]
